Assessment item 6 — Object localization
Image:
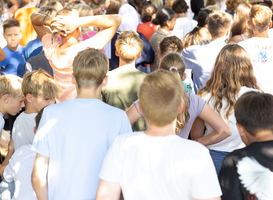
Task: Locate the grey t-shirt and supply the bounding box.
[134,92,206,139]
[0,112,4,139]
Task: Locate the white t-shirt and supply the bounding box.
[4,145,37,200]
[99,132,222,200]
[172,17,197,40]
[0,112,4,139]
[239,37,273,95]
[32,98,132,200]
[182,38,226,93]
[202,87,260,152]
[12,112,37,150]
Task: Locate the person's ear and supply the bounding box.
[2,94,10,103]
[166,20,171,27]
[182,73,187,81]
[178,100,183,113]
[247,21,252,28]
[26,93,33,103]
[115,50,119,57]
[137,53,141,59]
[101,75,108,87]
[269,20,272,28]
[33,126,37,134]
[71,74,77,86]
[236,123,245,137]
[137,101,143,115]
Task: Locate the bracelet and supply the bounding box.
[43,15,49,26]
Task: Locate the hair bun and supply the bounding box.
[152,18,160,25]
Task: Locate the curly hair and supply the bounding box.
[226,0,244,12]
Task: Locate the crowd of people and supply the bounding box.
[0,0,272,199]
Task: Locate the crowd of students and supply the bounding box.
[0,0,272,199]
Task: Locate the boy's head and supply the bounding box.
[235,92,273,144]
[248,4,272,33]
[73,48,109,89]
[0,75,24,116]
[159,36,183,58]
[46,1,63,11]
[3,19,22,50]
[22,69,62,113]
[138,70,183,127]
[172,0,188,14]
[115,31,143,64]
[39,5,58,17]
[207,11,231,38]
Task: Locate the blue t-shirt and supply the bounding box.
[24,37,42,61]
[0,45,25,77]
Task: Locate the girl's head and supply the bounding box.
[140,4,157,23]
[158,52,190,132]
[231,3,252,37]
[152,8,176,30]
[74,4,93,17]
[198,44,260,120]
[197,8,212,27]
[182,27,211,49]
[106,0,122,14]
[159,36,183,57]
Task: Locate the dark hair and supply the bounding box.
[133,0,147,15]
[106,0,122,14]
[160,36,183,56]
[172,0,189,14]
[141,4,157,23]
[35,107,46,129]
[152,8,175,27]
[235,92,273,135]
[197,9,212,27]
[3,19,20,33]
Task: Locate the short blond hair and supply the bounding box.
[138,70,183,127]
[0,75,23,98]
[115,31,143,63]
[249,4,272,33]
[22,69,62,100]
[207,11,231,37]
[73,48,109,89]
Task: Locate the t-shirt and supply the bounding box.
[24,37,42,61]
[12,112,37,151]
[134,92,205,138]
[239,37,273,95]
[219,140,273,200]
[137,21,159,42]
[202,87,260,152]
[0,112,4,139]
[182,38,226,93]
[42,34,98,102]
[4,145,37,200]
[0,45,25,77]
[101,64,146,131]
[99,132,222,200]
[14,7,39,47]
[172,17,197,40]
[32,98,132,200]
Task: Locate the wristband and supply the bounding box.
[43,15,49,26]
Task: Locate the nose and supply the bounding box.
[11,35,15,40]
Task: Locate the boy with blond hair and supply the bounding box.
[97,70,222,200]
[101,31,146,131]
[31,48,132,200]
[182,11,231,93]
[31,7,121,102]
[12,69,62,150]
[239,4,273,95]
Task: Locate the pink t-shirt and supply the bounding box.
[42,34,96,102]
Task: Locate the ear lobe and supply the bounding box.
[26,94,33,103]
[247,21,252,28]
[269,20,272,28]
[137,101,143,115]
[178,100,183,113]
[115,50,119,57]
[3,94,9,103]
[101,75,108,87]
[183,73,187,81]
[72,74,76,85]
[236,123,245,137]
[137,53,141,59]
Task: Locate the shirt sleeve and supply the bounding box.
[189,93,206,117]
[181,47,198,70]
[4,158,14,183]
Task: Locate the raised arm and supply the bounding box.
[31,13,54,41]
[6,0,20,18]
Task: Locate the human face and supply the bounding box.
[3,27,22,51]
[7,96,25,116]
[169,17,176,31]
[32,96,55,113]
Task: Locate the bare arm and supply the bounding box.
[0,47,6,62]
[192,104,232,146]
[0,137,14,179]
[6,0,20,18]
[191,117,205,140]
[31,13,55,41]
[96,179,121,200]
[126,104,142,125]
[32,153,49,200]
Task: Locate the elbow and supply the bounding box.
[223,126,232,138]
[31,171,40,188]
[116,14,122,27]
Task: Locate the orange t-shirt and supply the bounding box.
[42,34,97,102]
[137,21,159,42]
[15,7,39,47]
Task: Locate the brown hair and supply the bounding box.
[73,48,109,89]
[138,70,184,127]
[0,75,23,98]
[3,19,20,33]
[159,36,183,56]
[106,0,122,14]
[74,3,92,17]
[39,5,58,17]
[22,69,62,100]
[140,4,157,23]
[35,107,46,128]
[226,0,244,12]
[56,7,79,16]
[207,11,231,38]
[182,27,211,49]
[249,4,272,33]
[198,44,261,121]
[46,1,63,11]
[172,0,189,14]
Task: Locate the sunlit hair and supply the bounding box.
[226,0,244,12]
[159,53,189,132]
[249,4,272,33]
[3,19,20,34]
[35,107,46,129]
[106,0,122,14]
[74,4,92,17]
[231,3,252,37]
[138,70,184,127]
[68,0,82,7]
[22,69,62,100]
[115,31,143,63]
[39,5,58,17]
[73,48,109,89]
[56,7,79,17]
[207,11,231,38]
[182,27,211,49]
[198,44,261,121]
[159,36,183,56]
[0,75,23,98]
[46,1,63,11]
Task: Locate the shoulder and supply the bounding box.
[229,35,243,44]
[111,132,145,147]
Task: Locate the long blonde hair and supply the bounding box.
[159,52,190,133]
[198,44,261,121]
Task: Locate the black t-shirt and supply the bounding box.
[219,141,273,200]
